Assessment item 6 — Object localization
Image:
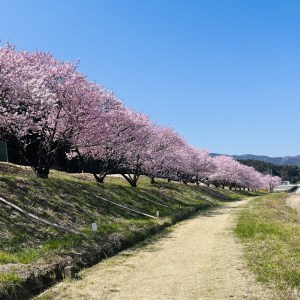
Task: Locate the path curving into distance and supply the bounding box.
[37,198,276,300]
[287,193,300,217]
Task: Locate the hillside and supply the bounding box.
[211,153,300,166]
[0,163,258,299]
[233,154,300,166]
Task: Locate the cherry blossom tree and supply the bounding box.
[260,174,281,191]
[0,45,282,188]
[208,156,237,188]
[143,126,186,183]
[188,147,214,185]
[0,45,100,178]
[71,105,156,186]
[70,103,136,183]
[117,111,155,187]
[208,155,275,190]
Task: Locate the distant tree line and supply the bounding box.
[238,159,300,184]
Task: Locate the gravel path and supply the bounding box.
[37,199,275,300]
[287,194,300,217]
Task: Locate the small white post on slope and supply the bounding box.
[156,211,160,218]
[92,222,97,232]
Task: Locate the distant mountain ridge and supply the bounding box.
[211,153,300,166]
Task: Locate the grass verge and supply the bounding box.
[0,162,260,299]
[235,193,300,299]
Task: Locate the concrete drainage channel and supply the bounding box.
[0,205,208,300]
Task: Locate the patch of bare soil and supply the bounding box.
[37,199,276,300]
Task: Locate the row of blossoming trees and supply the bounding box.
[0,45,281,189]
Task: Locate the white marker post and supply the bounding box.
[92,222,97,232]
[156,211,159,218]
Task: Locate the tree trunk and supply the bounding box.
[131,181,137,187]
[19,144,52,179]
[150,176,156,184]
[93,173,105,183]
[35,166,50,178]
[121,174,138,187]
[34,154,52,178]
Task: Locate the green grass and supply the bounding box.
[0,272,22,299]
[0,163,252,264]
[235,193,300,298]
[0,162,260,297]
[0,273,22,285]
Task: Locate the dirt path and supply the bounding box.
[37,199,275,300]
[287,194,300,216]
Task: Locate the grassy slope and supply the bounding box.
[0,163,257,298]
[235,193,300,299]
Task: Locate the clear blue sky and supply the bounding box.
[1,0,300,156]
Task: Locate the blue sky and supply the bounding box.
[1,0,300,156]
